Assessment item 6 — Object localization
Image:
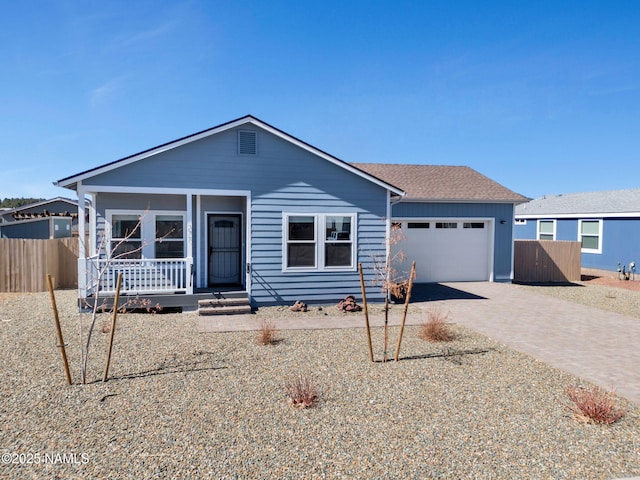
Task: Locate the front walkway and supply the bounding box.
[198,282,640,405]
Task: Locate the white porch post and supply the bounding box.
[186,193,194,294]
[88,192,97,257]
[77,185,87,299]
[245,192,252,294]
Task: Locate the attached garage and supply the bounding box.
[394,218,494,282]
[352,162,529,284]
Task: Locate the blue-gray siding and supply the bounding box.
[0,217,72,239]
[393,202,516,281]
[87,126,388,305]
[515,217,640,271]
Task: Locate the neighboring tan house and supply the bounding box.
[515,189,640,273]
[54,115,527,311]
[0,197,78,239]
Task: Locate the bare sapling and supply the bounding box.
[80,216,144,383]
[80,210,173,384]
[372,222,414,361]
[394,261,416,361]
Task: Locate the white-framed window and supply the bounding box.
[578,219,602,254]
[537,219,556,240]
[155,215,185,259]
[110,214,142,259]
[106,210,186,259]
[286,215,316,268]
[283,213,356,271]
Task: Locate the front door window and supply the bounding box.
[208,215,242,285]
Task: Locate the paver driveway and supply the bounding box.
[417,282,640,406]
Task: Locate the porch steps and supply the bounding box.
[198,296,252,316]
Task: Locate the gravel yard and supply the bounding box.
[1,287,639,479]
[516,276,640,320]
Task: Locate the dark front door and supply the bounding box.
[208,214,242,286]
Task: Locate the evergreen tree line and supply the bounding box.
[0,198,45,208]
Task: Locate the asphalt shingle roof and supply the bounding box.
[516,189,640,216]
[351,163,528,203]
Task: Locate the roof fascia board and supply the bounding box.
[516,212,640,219]
[57,115,405,196]
[398,198,525,204]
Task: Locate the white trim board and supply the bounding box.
[516,212,640,219]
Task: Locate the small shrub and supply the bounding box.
[284,374,319,409]
[565,384,625,424]
[256,318,277,345]
[100,319,111,334]
[418,308,455,342]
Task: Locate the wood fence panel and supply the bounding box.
[0,238,79,292]
[514,240,581,283]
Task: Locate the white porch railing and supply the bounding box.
[81,257,193,296]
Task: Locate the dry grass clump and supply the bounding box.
[100,319,111,334]
[565,384,626,424]
[284,374,319,409]
[418,307,456,342]
[256,319,278,346]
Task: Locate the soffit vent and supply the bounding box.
[238,130,258,155]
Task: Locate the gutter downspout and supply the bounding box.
[385,191,405,296]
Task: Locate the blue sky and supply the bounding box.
[1,1,639,200]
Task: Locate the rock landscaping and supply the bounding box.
[0,288,639,479]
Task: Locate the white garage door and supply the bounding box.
[394,219,492,283]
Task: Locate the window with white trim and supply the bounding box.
[537,219,556,240]
[155,215,185,258]
[287,215,316,268]
[324,215,353,267]
[111,214,142,259]
[578,219,602,254]
[107,211,186,259]
[284,213,355,271]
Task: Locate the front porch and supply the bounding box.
[73,186,252,313]
[79,257,250,313]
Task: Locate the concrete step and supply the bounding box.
[198,297,249,308]
[198,304,253,316]
[197,295,251,316]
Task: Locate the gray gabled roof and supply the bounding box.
[516,189,640,218]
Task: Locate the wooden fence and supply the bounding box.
[0,238,80,292]
[514,240,581,283]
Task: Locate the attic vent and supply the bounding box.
[238,130,258,155]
